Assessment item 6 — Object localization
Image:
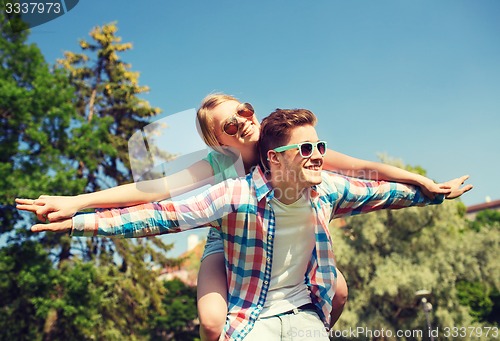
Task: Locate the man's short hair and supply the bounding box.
[258,108,317,171]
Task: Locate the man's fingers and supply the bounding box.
[31,224,49,232]
[47,212,69,222]
[31,221,71,233]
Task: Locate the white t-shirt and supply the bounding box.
[259,194,316,318]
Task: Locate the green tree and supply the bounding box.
[0,241,55,340]
[330,161,500,340]
[459,208,500,326]
[53,20,178,274]
[470,209,500,232]
[57,22,165,190]
[1,16,184,339]
[151,278,200,341]
[0,9,84,235]
[1,10,90,340]
[456,281,494,322]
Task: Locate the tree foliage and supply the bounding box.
[0,10,84,235]
[150,278,200,341]
[330,161,500,340]
[1,15,194,340]
[0,241,55,340]
[470,209,500,232]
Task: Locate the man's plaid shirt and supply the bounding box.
[72,166,443,340]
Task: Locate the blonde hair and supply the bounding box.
[196,93,239,154]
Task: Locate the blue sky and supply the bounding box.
[25,0,499,253]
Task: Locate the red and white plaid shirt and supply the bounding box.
[72,166,443,340]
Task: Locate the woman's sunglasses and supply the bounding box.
[222,102,255,136]
[273,141,328,158]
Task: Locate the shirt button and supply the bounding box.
[268,235,272,239]
[257,304,262,309]
[264,281,268,285]
[266,257,271,262]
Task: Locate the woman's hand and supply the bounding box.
[418,178,452,200]
[439,175,473,199]
[15,195,81,222]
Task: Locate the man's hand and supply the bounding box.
[439,175,473,199]
[31,219,73,233]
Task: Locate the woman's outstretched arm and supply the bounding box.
[16,160,215,222]
[323,149,451,199]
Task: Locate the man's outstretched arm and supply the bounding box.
[327,174,472,219]
[26,178,247,237]
[28,202,202,236]
[31,219,72,233]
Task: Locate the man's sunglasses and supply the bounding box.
[222,102,255,136]
[273,141,328,158]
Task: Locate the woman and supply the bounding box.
[17,93,450,341]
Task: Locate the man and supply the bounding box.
[28,109,472,340]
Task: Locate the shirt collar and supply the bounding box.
[250,166,322,202]
[251,166,274,201]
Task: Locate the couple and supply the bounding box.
[17,94,472,341]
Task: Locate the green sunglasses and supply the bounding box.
[273,141,327,158]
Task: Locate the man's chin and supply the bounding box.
[311,178,322,186]
[304,171,323,186]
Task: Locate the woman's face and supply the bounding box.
[212,100,261,151]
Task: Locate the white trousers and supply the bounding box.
[243,309,330,341]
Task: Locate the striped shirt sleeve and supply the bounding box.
[322,173,445,219]
[71,178,247,238]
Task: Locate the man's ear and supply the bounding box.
[267,150,280,165]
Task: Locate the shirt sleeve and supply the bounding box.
[71,178,246,238]
[321,173,445,220]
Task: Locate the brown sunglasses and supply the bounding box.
[222,102,255,136]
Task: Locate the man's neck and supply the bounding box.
[269,177,305,205]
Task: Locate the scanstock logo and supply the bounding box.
[3,0,80,32]
[128,108,245,214]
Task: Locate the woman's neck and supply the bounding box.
[240,146,258,173]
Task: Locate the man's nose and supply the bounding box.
[310,145,324,159]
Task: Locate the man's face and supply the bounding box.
[272,124,324,191]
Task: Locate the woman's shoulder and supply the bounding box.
[205,150,244,182]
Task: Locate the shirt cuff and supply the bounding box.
[431,193,445,205]
[71,212,99,237]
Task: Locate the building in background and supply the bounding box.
[466,197,500,220]
[158,234,205,286]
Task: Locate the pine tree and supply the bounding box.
[51,25,180,337]
[0,9,83,235]
[1,17,185,339]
